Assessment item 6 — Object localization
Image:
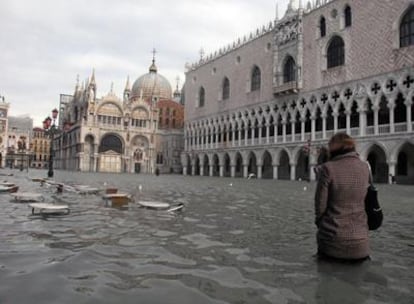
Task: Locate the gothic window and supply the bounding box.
[198,87,205,107]
[344,5,352,27]
[156,153,164,164]
[400,6,414,48]
[320,16,326,37]
[222,77,230,100]
[251,66,261,91]
[327,36,345,68]
[283,56,296,83]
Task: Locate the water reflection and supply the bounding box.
[0,170,412,303]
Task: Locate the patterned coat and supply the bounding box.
[314,152,370,259]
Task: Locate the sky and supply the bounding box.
[0,0,290,127]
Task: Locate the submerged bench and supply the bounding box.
[29,203,70,215]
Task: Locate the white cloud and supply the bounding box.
[0,0,290,126]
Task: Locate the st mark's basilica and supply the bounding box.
[54,57,184,174]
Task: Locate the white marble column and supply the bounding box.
[291,122,296,142]
[290,164,296,181]
[322,115,327,139]
[388,162,396,184]
[407,100,412,132]
[200,165,204,177]
[346,110,351,135]
[389,103,395,134]
[257,166,263,179]
[301,120,305,142]
[183,166,187,176]
[333,113,338,133]
[359,108,366,137]
[231,165,236,178]
[209,165,214,177]
[219,165,224,177]
[273,165,279,180]
[243,165,248,178]
[374,107,379,135]
[311,117,316,140]
[266,124,270,144]
[282,123,287,143]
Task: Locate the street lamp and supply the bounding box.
[43,108,59,178]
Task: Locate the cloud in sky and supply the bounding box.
[0,0,290,126]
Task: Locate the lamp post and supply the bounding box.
[43,108,59,178]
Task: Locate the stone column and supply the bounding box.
[238,129,242,147]
[407,99,413,132]
[266,124,270,144]
[251,128,255,146]
[374,106,379,135]
[191,163,196,176]
[230,165,236,178]
[273,165,279,180]
[311,116,316,141]
[301,119,305,142]
[282,122,287,143]
[290,164,296,181]
[257,159,263,179]
[244,128,248,146]
[346,110,351,134]
[322,114,327,139]
[291,122,296,142]
[200,165,204,177]
[359,107,366,137]
[333,112,339,133]
[209,165,214,177]
[388,162,396,184]
[258,125,263,145]
[219,165,224,177]
[274,125,278,143]
[232,130,236,147]
[257,166,263,179]
[243,164,248,178]
[388,103,395,134]
[183,166,187,176]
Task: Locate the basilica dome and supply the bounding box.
[131,60,172,100]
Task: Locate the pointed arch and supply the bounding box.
[251,65,261,91]
[283,56,296,83]
[222,77,230,100]
[327,36,345,68]
[400,5,414,48]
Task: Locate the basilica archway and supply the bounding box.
[212,154,220,177]
[98,134,124,173]
[194,156,201,176]
[247,152,257,176]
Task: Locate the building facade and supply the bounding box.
[183,0,414,184]
[6,116,33,170]
[31,127,50,169]
[0,98,9,168]
[54,59,184,174]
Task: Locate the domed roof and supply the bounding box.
[131,60,172,100]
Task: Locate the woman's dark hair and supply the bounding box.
[328,133,356,159]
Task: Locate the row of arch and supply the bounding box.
[183,140,414,184]
[186,72,414,143]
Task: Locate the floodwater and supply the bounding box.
[0,169,413,304]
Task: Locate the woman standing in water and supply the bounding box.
[314,133,370,262]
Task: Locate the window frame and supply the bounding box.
[327,36,345,69]
[198,87,205,107]
[222,77,230,100]
[320,16,326,37]
[283,56,297,83]
[344,5,352,27]
[251,66,261,92]
[400,6,414,48]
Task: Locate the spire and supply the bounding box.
[75,74,80,91]
[173,76,181,99]
[90,68,96,85]
[110,82,114,94]
[124,75,131,92]
[275,2,279,21]
[149,48,158,73]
